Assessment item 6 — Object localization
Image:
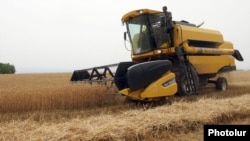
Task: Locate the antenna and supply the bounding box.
[197,21,205,27]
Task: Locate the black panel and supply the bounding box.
[233,49,244,61]
[188,40,220,48]
[114,62,136,90]
[127,60,172,91]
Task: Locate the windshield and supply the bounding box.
[126,13,167,54]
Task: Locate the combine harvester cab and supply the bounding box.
[71,9,244,103]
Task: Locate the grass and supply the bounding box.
[0,71,249,140]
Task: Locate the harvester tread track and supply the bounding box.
[175,47,197,95]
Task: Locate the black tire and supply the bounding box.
[216,77,228,91]
[173,64,199,96]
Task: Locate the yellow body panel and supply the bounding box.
[140,72,177,98]
[219,41,234,49]
[119,72,177,100]
[175,24,224,44]
[189,55,235,74]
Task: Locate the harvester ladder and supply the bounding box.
[175,47,196,94]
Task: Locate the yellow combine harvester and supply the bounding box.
[71,9,243,102]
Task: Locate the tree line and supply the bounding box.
[0,63,16,74]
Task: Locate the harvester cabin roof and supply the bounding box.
[121,9,160,24]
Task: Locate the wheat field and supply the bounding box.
[0,73,122,113]
[0,71,250,140]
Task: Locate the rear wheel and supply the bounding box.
[216,77,228,91]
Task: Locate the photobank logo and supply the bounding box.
[204,125,250,141]
[208,128,247,136]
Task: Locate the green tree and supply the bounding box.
[0,63,16,74]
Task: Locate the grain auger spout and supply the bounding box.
[70,63,119,84]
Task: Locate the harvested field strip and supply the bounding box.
[0,93,249,141]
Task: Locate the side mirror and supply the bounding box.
[124,32,127,40]
[123,31,131,51]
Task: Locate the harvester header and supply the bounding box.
[71,63,118,83]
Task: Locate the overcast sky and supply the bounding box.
[0,0,249,73]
